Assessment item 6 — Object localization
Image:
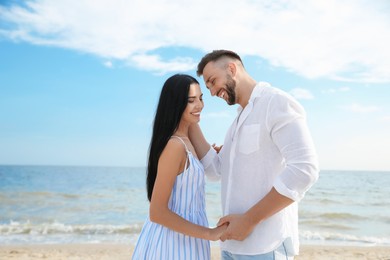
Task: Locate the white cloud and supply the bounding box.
[289,88,314,100]
[103,61,113,68]
[318,134,390,171]
[130,54,196,75]
[322,87,351,94]
[379,116,390,122]
[339,87,351,92]
[0,0,389,82]
[344,103,380,113]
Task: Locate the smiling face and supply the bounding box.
[181,83,204,124]
[203,60,237,105]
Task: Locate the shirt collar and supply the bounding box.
[237,82,269,113]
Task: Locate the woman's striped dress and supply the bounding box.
[132,137,210,259]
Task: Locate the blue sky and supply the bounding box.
[1,0,389,171]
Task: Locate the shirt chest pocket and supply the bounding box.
[238,124,260,154]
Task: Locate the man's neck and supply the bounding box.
[238,79,257,108]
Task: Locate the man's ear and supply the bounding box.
[227,62,237,77]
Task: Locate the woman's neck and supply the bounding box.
[174,125,189,138]
[173,131,188,138]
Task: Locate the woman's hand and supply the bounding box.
[208,223,228,241]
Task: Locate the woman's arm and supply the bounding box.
[149,138,226,240]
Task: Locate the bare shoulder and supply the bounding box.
[164,138,187,155]
[159,138,187,174]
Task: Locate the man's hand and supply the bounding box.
[217,214,256,241]
[212,143,223,153]
[208,223,228,241]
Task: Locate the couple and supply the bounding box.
[132,50,319,260]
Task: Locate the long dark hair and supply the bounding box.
[146,74,199,201]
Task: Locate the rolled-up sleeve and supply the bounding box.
[200,147,222,181]
[267,94,319,201]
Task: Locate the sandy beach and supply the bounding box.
[0,244,389,260]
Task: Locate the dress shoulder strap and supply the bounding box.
[171,136,190,173]
[171,136,190,153]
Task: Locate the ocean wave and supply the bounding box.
[0,220,143,236]
[318,212,366,220]
[311,212,368,221]
[299,220,355,230]
[300,230,390,246]
[300,211,367,221]
[0,191,82,201]
[303,198,340,205]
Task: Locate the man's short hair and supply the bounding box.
[197,50,243,76]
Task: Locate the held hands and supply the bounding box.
[208,223,228,241]
[217,214,255,242]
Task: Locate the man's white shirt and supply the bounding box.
[201,82,319,255]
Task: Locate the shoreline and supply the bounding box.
[0,244,389,259]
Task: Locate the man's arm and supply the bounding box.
[188,123,211,159]
[218,94,319,241]
[189,123,222,181]
[218,188,293,241]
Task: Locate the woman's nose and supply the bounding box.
[196,100,204,109]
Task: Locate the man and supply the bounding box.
[189,50,319,259]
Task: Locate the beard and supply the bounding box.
[225,74,237,105]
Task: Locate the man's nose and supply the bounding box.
[210,87,217,96]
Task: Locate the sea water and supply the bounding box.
[0,165,389,246]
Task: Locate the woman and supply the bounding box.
[132,74,226,259]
